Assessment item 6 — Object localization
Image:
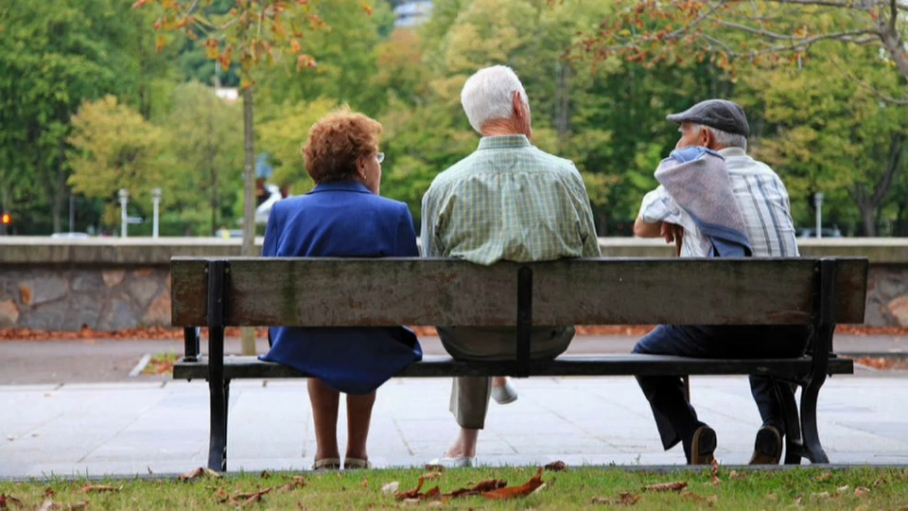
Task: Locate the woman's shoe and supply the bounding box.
[491,380,518,405]
[427,456,475,468]
[344,457,371,470]
[311,458,342,471]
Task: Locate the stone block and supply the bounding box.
[18,277,67,307]
[144,293,171,326]
[102,270,126,288]
[887,296,908,327]
[18,300,70,330]
[0,299,19,328]
[128,279,159,308]
[98,297,136,331]
[71,273,104,293]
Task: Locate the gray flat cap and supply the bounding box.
[666,99,750,137]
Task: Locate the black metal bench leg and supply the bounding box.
[207,372,229,471]
[779,381,803,465]
[799,375,829,464]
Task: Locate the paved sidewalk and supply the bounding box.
[1,373,907,478]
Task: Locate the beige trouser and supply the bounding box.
[436,326,575,429]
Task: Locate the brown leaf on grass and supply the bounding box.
[395,477,425,500]
[544,460,567,472]
[44,488,55,497]
[361,478,369,489]
[871,476,887,488]
[260,470,271,478]
[424,486,441,500]
[421,472,443,480]
[729,470,746,480]
[815,472,832,482]
[0,494,23,509]
[218,488,273,507]
[482,468,546,500]
[423,464,445,472]
[446,479,507,498]
[682,493,718,506]
[178,467,221,481]
[277,477,306,492]
[854,487,871,497]
[67,502,89,511]
[710,459,720,486]
[36,500,59,511]
[591,492,640,506]
[643,481,687,493]
[80,485,121,493]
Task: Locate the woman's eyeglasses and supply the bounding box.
[376,152,385,164]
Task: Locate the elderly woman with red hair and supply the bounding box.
[260,108,421,471]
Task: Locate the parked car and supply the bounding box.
[798,227,843,238]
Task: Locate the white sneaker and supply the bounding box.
[427,456,475,468]
[491,380,518,405]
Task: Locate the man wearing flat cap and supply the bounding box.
[632,99,803,466]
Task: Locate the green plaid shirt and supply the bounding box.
[420,135,601,265]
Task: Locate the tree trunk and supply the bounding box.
[860,205,877,237]
[241,87,256,356]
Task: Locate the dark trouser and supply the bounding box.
[633,325,811,459]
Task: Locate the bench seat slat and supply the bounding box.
[173,355,853,380]
[171,258,868,327]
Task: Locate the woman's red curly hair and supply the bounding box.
[302,108,382,184]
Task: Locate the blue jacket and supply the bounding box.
[259,181,422,394]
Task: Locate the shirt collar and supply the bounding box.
[717,147,747,158]
[307,180,372,195]
[477,135,531,151]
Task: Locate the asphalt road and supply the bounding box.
[1,334,906,385]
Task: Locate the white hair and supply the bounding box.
[460,65,530,134]
[690,123,747,151]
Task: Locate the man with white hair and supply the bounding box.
[421,65,601,467]
[633,99,805,466]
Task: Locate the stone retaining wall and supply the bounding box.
[1,237,907,330]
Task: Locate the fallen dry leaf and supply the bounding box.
[815,472,832,482]
[395,477,425,501]
[44,488,55,497]
[260,470,271,478]
[382,482,400,494]
[854,486,871,497]
[424,486,441,500]
[36,500,58,511]
[643,481,688,493]
[178,467,221,481]
[67,502,89,511]
[421,472,443,480]
[710,459,720,486]
[447,479,507,498]
[544,461,567,472]
[80,485,121,494]
[423,464,445,472]
[218,488,273,507]
[591,492,641,506]
[482,468,546,500]
[729,470,746,480]
[361,478,369,489]
[277,476,306,492]
[0,494,23,509]
[871,476,887,488]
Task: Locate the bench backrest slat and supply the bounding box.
[171,258,868,327]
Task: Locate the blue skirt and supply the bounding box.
[260,326,422,394]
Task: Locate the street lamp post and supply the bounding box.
[814,192,824,239]
[118,189,129,238]
[151,188,161,239]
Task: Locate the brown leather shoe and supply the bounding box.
[690,425,717,465]
[749,425,782,465]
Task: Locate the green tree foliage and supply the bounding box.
[67,96,172,227]
[166,82,245,235]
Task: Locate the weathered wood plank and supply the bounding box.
[173,355,854,380]
[170,258,867,327]
[171,259,208,327]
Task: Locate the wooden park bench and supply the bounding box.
[171,257,868,471]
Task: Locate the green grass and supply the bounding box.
[1,466,906,509]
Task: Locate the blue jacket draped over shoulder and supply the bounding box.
[259,181,422,394]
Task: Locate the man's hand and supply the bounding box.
[660,222,683,244]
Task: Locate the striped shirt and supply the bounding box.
[640,147,799,258]
[421,135,601,265]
